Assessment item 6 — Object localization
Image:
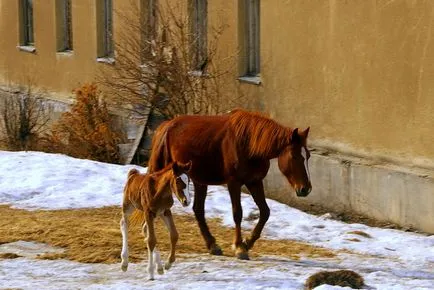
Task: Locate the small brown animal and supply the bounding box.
[120,161,192,280]
[304,269,365,289]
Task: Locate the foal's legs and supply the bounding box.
[161,209,178,270]
[120,203,134,272]
[227,181,249,260]
[193,182,222,255]
[244,181,270,250]
[145,212,158,280]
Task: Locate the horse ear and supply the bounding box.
[300,127,310,139]
[172,162,181,176]
[184,160,192,172]
[291,128,300,144]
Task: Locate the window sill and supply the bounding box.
[188,70,209,77]
[17,45,36,53]
[56,51,74,57]
[237,75,261,85]
[96,57,115,65]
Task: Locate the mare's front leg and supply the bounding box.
[244,181,270,250]
[120,203,134,272]
[161,209,178,270]
[193,182,222,255]
[228,181,249,260]
[145,212,158,280]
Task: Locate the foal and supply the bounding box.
[120,161,191,280]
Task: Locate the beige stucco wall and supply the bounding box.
[206,0,434,169]
[1,0,433,167]
[0,0,140,101]
[260,0,434,167]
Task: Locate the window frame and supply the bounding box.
[56,0,73,52]
[189,0,208,72]
[239,0,260,82]
[97,0,114,60]
[19,0,35,47]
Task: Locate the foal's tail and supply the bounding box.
[127,168,139,178]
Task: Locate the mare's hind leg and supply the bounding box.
[120,203,135,272]
[193,182,222,255]
[244,181,270,250]
[161,209,178,270]
[228,181,249,260]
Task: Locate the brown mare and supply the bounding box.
[148,109,311,260]
[120,161,192,280]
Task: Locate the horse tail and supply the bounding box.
[148,120,172,173]
[127,168,139,178]
[129,210,145,226]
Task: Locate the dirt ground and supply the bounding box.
[0,205,335,264]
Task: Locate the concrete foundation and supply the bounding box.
[264,150,434,234]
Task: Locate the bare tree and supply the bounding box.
[0,85,52,151]
[99,0,242,120]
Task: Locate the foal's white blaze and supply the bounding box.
[180,173,191,206]
[301,147,311,182]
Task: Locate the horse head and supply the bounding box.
[170,161,192,207]
[278,127,312,197]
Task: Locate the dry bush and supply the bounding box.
[48,83,122,163]
[99,0,242,120]
[0,87,52,151]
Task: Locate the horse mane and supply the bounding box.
[151,163,175,194]
[148,120,172,173]
[228,109,292,158]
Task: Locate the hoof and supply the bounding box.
[209,244,223,256]
[148,277,155,281]
[235,248,250,260]
[157,267,164,275]
[164,262,172,270]
[121,264,128,272]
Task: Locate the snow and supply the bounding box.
[0,151,433,289]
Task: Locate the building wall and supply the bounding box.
[258,0,434,169]
[1,1,433,229]
[0,0,140,101]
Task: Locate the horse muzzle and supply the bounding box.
[181,198,190,207]
[296,186,311,197]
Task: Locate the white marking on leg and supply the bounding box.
[154,248,164,275]
[148,248,155,280]
[301,147,311,182]
[120,217,129,272]
[180,173,191,206]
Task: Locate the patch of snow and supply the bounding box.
[0,151,433,289]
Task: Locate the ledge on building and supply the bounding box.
[56,50,74,57]
[188,70,209,78]
[237,75,261,85]
[96,57,115,65]
[17,45,36,53]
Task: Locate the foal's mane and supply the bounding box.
[229,109,292,158]
[151,163,175,194]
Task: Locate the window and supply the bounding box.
[97,0,113,59]
[241,0,260,77]
[56,0,73,52]
[19,0,34,47]
[140,0,158,56]
[190,0,207,71]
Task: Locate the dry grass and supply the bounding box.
[0,206,335,264]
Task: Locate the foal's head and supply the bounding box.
[278,128,312,197]
[168,161,192,207]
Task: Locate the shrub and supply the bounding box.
[50,84,122,163]
[0,88,51,151]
